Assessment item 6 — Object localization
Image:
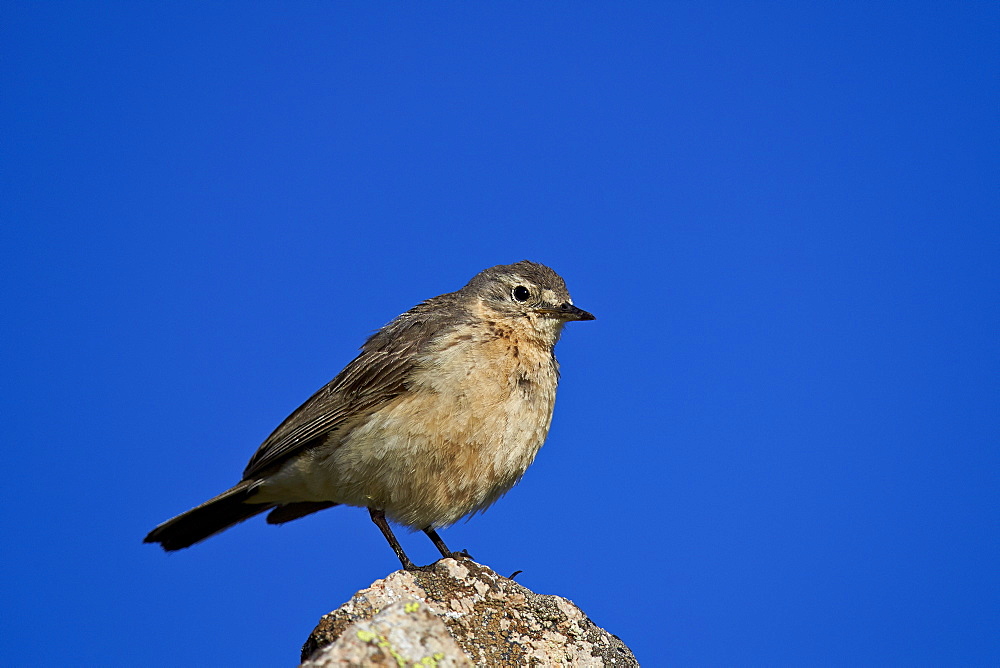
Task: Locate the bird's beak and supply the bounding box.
[536,303,596,321]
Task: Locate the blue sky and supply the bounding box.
[2,2,997,665]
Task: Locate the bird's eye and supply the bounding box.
[512,285,531,302]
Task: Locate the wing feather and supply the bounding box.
[240,294,464,479]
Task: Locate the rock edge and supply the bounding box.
[301,558,637,667]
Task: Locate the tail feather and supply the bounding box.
[144,482,273,551]
[266,501,338,524]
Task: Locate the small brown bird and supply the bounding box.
[144,260,594,568]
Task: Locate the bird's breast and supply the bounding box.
[415,327,559,461]
[340,327,559,527]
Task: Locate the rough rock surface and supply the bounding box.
[301,558,637,667]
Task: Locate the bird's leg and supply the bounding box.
[368,507,416,570]
[423,526,471,561]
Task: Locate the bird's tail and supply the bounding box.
[144,481,272,551]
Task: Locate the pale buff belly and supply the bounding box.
[254,341,558,529]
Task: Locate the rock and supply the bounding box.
[301,558,638,667]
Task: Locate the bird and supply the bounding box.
[144,260,594,569]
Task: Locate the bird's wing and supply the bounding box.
[240,297,459,480]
